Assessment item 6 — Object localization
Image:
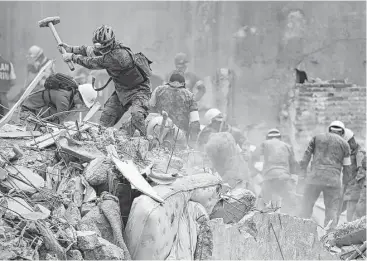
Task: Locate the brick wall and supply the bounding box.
[286,83,366,158]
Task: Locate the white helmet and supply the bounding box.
[204,108,222,124]
[78,83,97,108]
[27,45,44,62]
[329,120,345,134]
[267,128,281,138]
[343,128,354,141]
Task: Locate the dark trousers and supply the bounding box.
[100,91,149,136]
[300,184,341,228]
[0,93,9,119]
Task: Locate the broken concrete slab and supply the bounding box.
[83,157,111,186]
[208,212,338,260]
[64,202,81,228]
[58,137,104,163]
[78,205,115,245]
[77,231,100,251]
[67,249,83,260]
[210,188,257,224]
[0,131,43,138]
[82,236,128,260]
[3,165,45,194]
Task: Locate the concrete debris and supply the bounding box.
[322,216,367,259]
[82,236,128,260]
[2,165,45,194]
[210,188,257,223]
[77,230,100,250]
[83,156,111,186]
[0,123,360,261]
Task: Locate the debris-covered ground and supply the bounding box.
[0,121,365,260]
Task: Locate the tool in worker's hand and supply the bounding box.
[38,16,75,71]
[158,111,168,144]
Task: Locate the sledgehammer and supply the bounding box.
[38,16,75,71]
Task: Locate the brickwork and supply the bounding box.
[287,83,366,157]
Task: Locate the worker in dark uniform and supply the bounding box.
[20,73,97,129]
[299,120,351,229]
[60,25,152,136]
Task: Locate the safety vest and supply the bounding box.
[0,56,13,92]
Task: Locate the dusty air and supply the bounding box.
[0,1,365,260]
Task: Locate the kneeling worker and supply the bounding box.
[20,73,97,130]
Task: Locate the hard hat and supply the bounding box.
[329,120,345,133]
[267,128,281,138]
[343,128,354,141]
[174,53,189,65]
[92,25,115,48]
[78,83,97,108]
[27,45,44,61]
[204,108,222,123]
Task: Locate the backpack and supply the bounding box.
[124,47,153,80]
[44,73,78,91]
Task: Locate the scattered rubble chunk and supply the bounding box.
[58,137,104,163]
[83,237,128,260]
[210,188,256,223]
[77,230,100,250]
[83,156,111,186]
[3,165,45,194]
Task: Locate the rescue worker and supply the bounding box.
[354,151,366,219]
[20,73,97,129]
[149,71,201,146]
[0,53,16,118]
[197,108,246,151]
[341,128,364,221]
[60,25,151,136]
[166,53,206,102]
[299,120,352,229]
[250,129,298,215]
[14,46,54,101]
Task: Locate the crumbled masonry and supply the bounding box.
[0,122,365,260]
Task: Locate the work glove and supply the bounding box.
[62,53,73,62]
[58,43,72,53]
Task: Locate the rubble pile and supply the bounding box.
[322,216,366,260]
[0,122,363,260]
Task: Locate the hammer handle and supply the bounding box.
[48,22,75,71]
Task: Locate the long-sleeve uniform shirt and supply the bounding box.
[149,84,198,133]
[251,138,298,181]
[70,43,151,106]
[197,123,245,149]
[299,133,351,188]
[21,88,82,123]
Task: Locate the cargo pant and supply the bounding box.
[261,178,297,215]
[100,91,149,136]
[0,92,9,119]
[300,184,341,228]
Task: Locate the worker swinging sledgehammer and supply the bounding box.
[59,25,153,136]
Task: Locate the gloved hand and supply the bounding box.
[62,53,73,62]
[58,43,72,53]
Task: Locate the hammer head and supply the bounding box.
[38,16,60,28]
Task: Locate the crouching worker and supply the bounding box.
[197,108,246,151]
[149,71,201,148]
[20,73,97,131]
[251,129,298,214]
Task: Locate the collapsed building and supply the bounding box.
[0,105,365,260]
[281,80,366,158]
